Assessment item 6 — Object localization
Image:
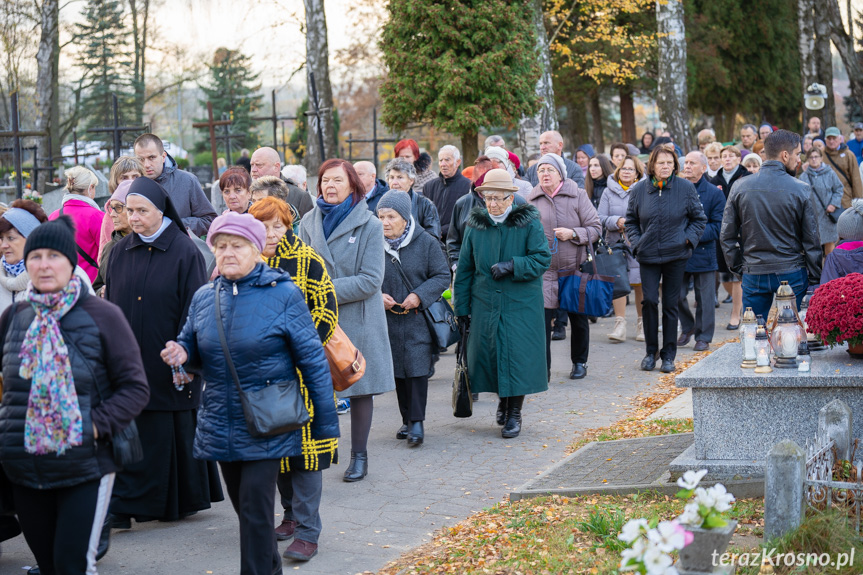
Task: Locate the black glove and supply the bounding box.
[490,260,514,280]
[457,316,471,331]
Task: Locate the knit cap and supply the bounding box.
[110,179,134,206]
[206,212,266,252]
[376,190,412,222]
[837,199,863,241]
[535,153,566,179]
[484,146,511,167]
[24,215,77,268]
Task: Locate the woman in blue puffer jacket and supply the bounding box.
[161,212,338,572]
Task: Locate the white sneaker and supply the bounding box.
[636,318,645,342]
[608,317,627,342]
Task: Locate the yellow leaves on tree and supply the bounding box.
[547,0,656,85]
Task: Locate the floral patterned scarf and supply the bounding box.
[19,275,84,455]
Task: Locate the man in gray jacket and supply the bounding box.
[133,134,217,237]
[720,129,822,319]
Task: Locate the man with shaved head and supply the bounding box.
[353,161,389,212]
[677,151,726,351]
[250,147,314,217]
[525,131,584,187]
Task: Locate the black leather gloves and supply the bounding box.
[490,260,514,280]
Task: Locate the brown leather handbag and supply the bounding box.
[324,324,365,391]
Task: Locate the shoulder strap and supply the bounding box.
[58,205,100,270]
[825,152,851,185]
[214,282,244,397]
[390,256,416,292]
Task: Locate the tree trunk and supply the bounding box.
[656,0,692,152]
[461,132,479,168]
[798,0,817,128]
[128,0,150,124]
[589,90,605,152]
[619,86,636,144]
[826,0,863,120]
[814,2,836,126]
[36,0,59,192]
[303,0,339,177]
[517,0,558,157]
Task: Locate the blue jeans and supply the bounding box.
[741,268,808,320]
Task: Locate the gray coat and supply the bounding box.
[299,199,395,398]
[381,220,451,378]
[799,165,842,245]
[155,154,217,237]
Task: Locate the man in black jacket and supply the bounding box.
[422,145,471,239]
[720,130,822,319]
[525,131,584,188]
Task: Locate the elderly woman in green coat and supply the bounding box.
[453,169,552,439]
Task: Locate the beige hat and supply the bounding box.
[475,168,518,193]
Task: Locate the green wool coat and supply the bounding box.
[453,204,551,397]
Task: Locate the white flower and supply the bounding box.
[620,538,647,570]
[647,521,688,553]
[619,518,650,543]
[693,486,716,509]
[709,483,736,512]
[678,501,702,526]
[643,545,674,575]
[676,469,708,490]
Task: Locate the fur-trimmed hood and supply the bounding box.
[414,152,432,174]
[467,203,540,230]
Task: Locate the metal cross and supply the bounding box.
[215,113,244,166]
[192,102,233,181]
[306,72,331,163]
[250,90,297,153]
[344,108,398,169]
[0,93,47,198]
[86,94,148,162]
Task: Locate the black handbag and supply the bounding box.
[452,325,472,418]
[391,257,461,351]
[215,282,310,437]
[580,236,631,300]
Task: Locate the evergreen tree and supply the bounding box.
[685,0,801,137]
[379,0,541,162]
[74,0,135,131]
[196,48,263,155]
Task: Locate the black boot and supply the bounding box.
[343,451,368,482]
[501,396,524,439]
[95,512,112,561]
[396,424,408,440]
[407,421,424,447]
[496,397,508,426]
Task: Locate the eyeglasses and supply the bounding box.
[484,195,512,204]
[108,203,125,214]
[536,168,558,175]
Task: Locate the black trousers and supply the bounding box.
[640,258,688,361]
[13,473,114,575]
[544,308,590,371]
[219,460,282,575]
[278,469,323,544]
[395,376,429,422]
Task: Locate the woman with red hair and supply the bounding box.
[395,139,435,193]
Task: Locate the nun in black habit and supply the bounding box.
[104,177,223,525]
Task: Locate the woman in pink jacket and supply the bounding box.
[48,166,104,281]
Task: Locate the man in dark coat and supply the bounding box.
[133,133,217,237]
[354,161,389,212]
[678,152,726,351]
[105,177,223,525]
[422,145,471,239]
[250,147,314,218]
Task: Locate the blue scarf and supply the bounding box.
[2,256,26,277]
[317,196,356,239]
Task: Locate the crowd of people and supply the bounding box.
[0,117,862,574]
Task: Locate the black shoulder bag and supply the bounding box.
[214,282,309,437]
[390,256,461,351]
